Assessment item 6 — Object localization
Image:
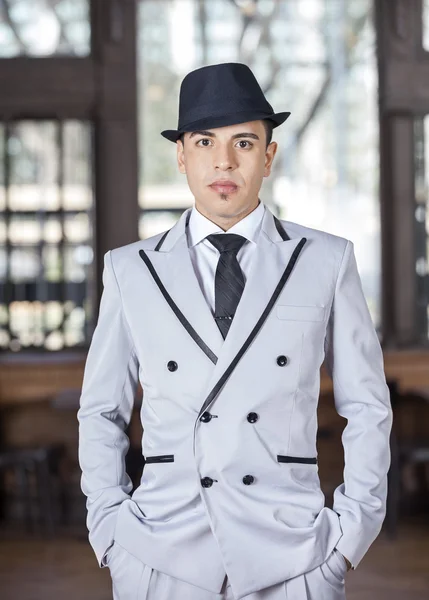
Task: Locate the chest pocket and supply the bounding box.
[276,305,325,322]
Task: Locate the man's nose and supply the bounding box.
[214,145,237,170]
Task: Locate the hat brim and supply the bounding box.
[160,110,291,143]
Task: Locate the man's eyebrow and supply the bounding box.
[188,130,260,141]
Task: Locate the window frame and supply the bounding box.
[0,0,139,358]
[376,0,429,347]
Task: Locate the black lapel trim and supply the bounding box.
[141,209,220,363]
[196,237,307,418]
[273,215,290,241]
[155,229,170,251]
[277,455,317,464]
[144,454,174,463]
[138,248,218,365]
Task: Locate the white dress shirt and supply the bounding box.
[186,199,266,315]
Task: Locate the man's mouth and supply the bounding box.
[209,182,238,194]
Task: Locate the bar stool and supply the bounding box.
[385,379,429,538]
[0,442,66,536]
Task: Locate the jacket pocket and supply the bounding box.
[144,454,174,463]
[276,305,325,322]
[277,454,317,464]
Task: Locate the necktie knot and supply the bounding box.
[206,233,247,255]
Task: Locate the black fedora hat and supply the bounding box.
[161,62,291,143]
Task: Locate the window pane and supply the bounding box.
[414,116,429,342]
[137,0,381,328]
[423,0,429,51]
[0,119,94,351]
[0,0,90,57]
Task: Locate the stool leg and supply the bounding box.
[50,446,67,527]
[36,458,56,537]
[56,462,68,527]
[15,463,34,533]
[0,467,6,521]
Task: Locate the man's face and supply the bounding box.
[176,120,278,225]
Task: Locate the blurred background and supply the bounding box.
[0,0,428,598]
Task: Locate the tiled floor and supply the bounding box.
[0,515,428,600]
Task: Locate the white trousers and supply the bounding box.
[107,542,348,600]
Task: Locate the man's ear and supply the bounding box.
[264,141,278,177]
[177,138,186,174]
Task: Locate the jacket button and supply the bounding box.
[247,412,259,423]
[167,360,178,371]
[200,412,212,422]
[201,477,214,488]
[242,475,254,485]
[276,355,289,366]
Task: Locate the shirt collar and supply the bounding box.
[187,199,266,249]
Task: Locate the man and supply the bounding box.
[77,63,393,600]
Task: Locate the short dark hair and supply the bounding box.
[179,119,274,149]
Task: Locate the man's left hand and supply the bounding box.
[339,552,352,571]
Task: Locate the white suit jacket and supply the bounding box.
[77,204,393,600]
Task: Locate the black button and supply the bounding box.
[167,360,178,371]
[200,412,212,423]
[242,475,254,485]
[247,412,259,423]
[276,355,289,366]
[201,477,214,488]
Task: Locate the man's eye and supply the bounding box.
[195,139,253,148]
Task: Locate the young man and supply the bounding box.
[78,63,392,600]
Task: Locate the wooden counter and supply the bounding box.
[0,348,428,406]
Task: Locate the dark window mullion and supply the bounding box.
[4,119,11,345]
[414,116,429,343]
[57,119,66,341]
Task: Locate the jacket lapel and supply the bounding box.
[138,204,307,415]
[140,212,225,364]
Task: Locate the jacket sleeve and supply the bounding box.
[323,239,393,570]
[77,249,140,568]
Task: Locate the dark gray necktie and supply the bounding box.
[206,233,247,339]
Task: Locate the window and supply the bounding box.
[0,1,139,354]
[0,120,94,350]
[0,0,90,57]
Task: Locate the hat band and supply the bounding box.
[181,107,275,132]
[182,97,273,126]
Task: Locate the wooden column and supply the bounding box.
[375,0,429,347]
